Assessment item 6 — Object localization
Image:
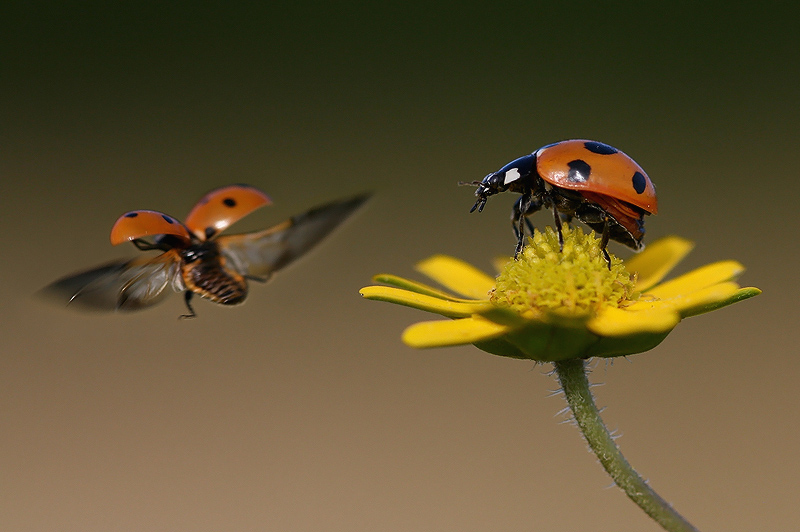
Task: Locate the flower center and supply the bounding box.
[490,226,637,317]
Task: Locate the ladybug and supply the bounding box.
[43,185,370,317]
[468,139,657,264]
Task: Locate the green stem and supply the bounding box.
[553,358,700,532]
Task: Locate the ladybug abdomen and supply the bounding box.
[180,244,248,305]
[577,191,647,249]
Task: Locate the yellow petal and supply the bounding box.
[627,282,738,313]
[678,285,761,318]
[646,261,745,299]
[371,274,480,302]
[402,316,511,348]
[359,286,491,318]
[625,236,694,292]
[415,255,496,299]
[588,307,680,337]
[628,283,762,319]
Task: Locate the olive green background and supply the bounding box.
[2,3,798,531]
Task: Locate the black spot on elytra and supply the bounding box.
[162,214,175,224]
[584,141,618,155]
[205,227,216,240]
[632,171,647,194]
[567,159,592,182]
[125,212,138,218]
[223,197,237,207]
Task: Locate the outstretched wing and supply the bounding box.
[40,251,184,312]
[217,193,370,279]
[110,210,192,246]
[184,184,272,240]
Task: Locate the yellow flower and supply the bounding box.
[360,226,760,362]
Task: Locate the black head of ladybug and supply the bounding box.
[469,154,537,213]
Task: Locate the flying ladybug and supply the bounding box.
[466,139,658,265]
[42,184,370,317]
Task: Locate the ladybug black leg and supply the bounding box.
[179,291,197,319]
[600,220,612,270]
[511,196,527,258]
[514,219,526,258]
[245,275,268,283]
[512,194,544,258]
[551,205,565,252]
[524,217,535,236]
[512,221,523,242]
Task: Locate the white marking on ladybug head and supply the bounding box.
[503,168,521,185]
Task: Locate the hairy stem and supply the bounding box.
[553,358,700,532]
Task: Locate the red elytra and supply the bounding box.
[110,210,192,245]
[110,184,272,245]
[184,184,272,240]
[535,139,658,214]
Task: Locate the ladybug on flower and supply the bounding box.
[466,139,657,265]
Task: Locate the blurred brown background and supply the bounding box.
[2,3,798,531]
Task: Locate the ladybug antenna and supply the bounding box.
[458,180,482,187]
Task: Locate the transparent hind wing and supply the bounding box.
[217,193,370,278]
[41,251,184,312]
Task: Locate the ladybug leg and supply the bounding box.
[512,194,542,257]
[179,291,197,319]
[513,221,526,258]
[600,219,612,270]
[511,217,535,244]
[245,275,268,283]
[511,197,526,257]
[524,217,535,236]
[551,205,565,252]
